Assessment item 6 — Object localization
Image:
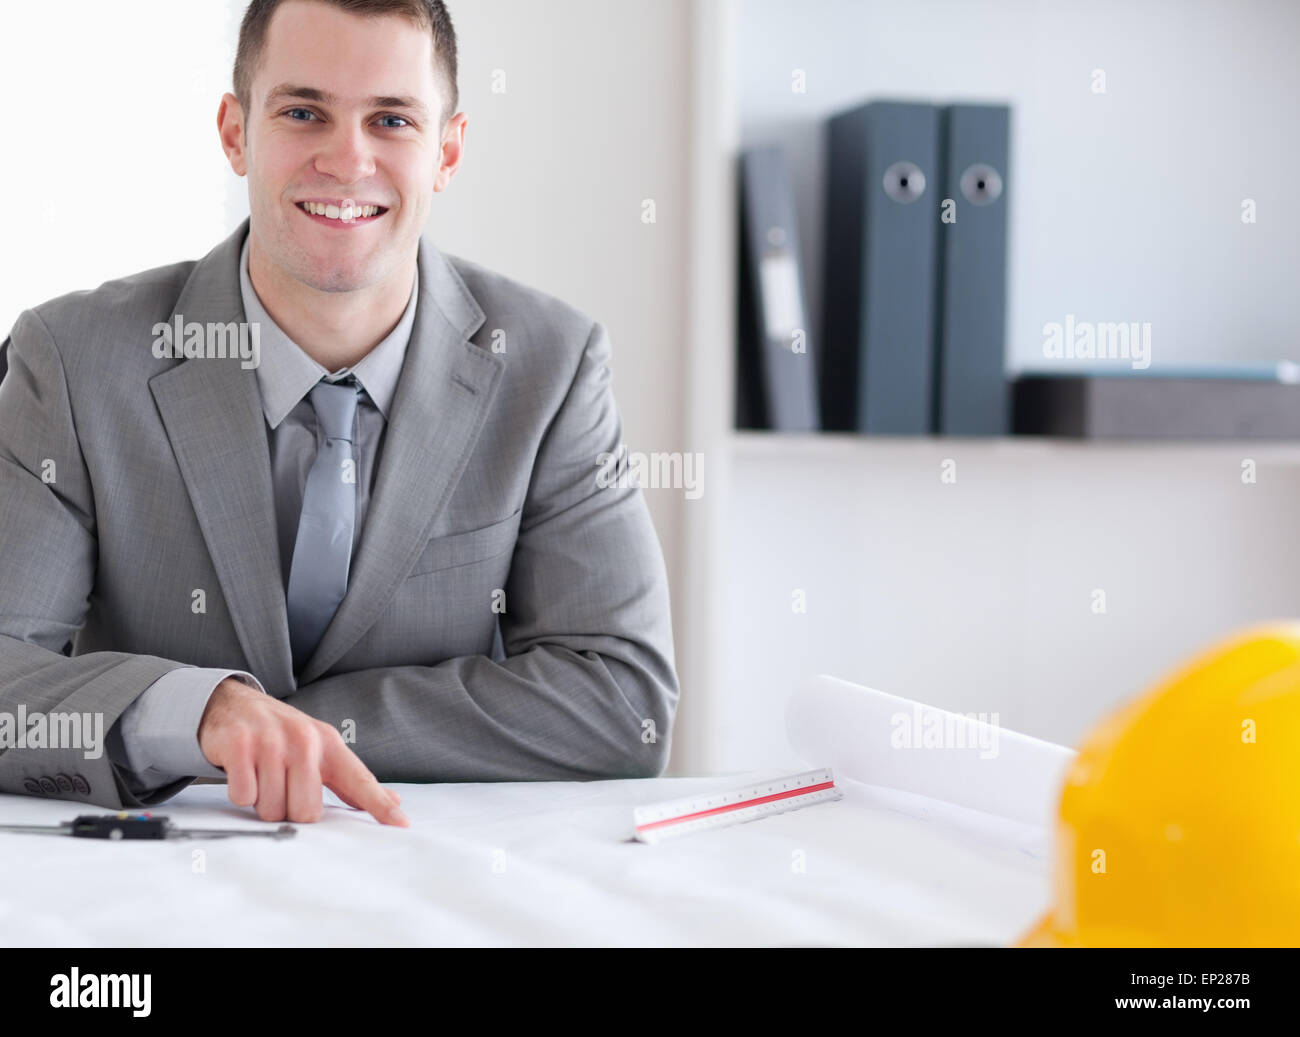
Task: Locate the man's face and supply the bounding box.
[225,0,451,294]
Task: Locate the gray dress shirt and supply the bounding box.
[105,231,418,789]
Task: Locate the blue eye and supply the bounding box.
[280,108,410,129]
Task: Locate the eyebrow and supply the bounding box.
[264,84,430,120]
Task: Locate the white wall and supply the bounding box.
[0,1,243,339]
[724,438,1300,769]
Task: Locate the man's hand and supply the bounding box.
[198,678,410,826]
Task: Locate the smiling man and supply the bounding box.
[0,0,679,826]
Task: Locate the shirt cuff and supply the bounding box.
[109,668,266,784]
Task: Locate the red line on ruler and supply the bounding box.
[636,780,836,833]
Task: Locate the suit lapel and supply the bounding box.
[149,220,296,697]
[296,235,503,684]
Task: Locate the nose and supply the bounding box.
[313,120,376,185]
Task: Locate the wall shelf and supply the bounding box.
[729,429,1300,460]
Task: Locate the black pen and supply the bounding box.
[0,811,295,840]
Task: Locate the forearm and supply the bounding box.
[0,633,194,807]
[282,642,677,782]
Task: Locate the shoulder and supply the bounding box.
[29,259,195,332]
[441,251,598,358]
[17,259,197,374]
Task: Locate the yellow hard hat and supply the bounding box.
[1018,623,1300,947]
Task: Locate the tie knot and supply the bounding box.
[309,378,360,442]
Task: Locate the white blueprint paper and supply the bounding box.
[0,677,1068,946]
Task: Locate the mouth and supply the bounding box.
[294,200,389,226]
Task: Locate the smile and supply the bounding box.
[295,200,388,223]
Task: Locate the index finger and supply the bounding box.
[321,740,410,827]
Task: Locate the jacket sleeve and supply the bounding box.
[0,309,199,807]
[282,321,680,781]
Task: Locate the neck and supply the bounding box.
[247,232,415,371]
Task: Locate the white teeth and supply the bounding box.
[302,202,382,219]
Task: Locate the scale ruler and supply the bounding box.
[633,767,842,843]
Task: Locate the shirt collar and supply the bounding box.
[238,230,418,428]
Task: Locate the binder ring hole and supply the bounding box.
[960,163,1003,205]
[882,161,925,204]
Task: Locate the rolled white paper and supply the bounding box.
[786,675,1076,829]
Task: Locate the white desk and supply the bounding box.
[0,770,1050,946]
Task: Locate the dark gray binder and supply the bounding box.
[821,100,941,434]
[736,146,819,431]
[1014,373,1300,438]
[937,104,1010,435]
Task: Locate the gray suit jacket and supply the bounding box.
[0,219,678,808]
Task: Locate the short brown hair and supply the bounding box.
[233,0,459,131]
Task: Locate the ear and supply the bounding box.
[433,112,468,193]
[217,93,248,177]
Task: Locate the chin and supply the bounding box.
[303,271,371,294]
[294,254,378,293]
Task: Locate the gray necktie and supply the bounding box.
[287,377,361,672]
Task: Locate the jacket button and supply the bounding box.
[71,774,91,795]
[23,779,42,796]
[54,774,73,793]
[38,777,58,795]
